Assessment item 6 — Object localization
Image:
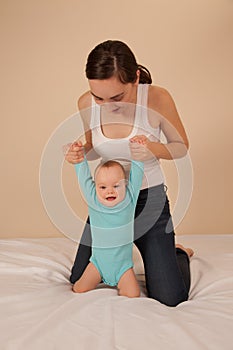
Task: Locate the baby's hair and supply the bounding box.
[94,160,126,181]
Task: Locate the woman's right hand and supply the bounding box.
[63,140,85,164]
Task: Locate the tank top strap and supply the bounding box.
[137,84,149,107]
[90,96,101,130]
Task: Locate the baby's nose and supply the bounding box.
[108,187,115,193]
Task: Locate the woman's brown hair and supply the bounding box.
[85,40,152,84]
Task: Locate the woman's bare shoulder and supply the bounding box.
[148,85,179,120]
[148,85,174,109]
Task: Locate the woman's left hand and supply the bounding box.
[129,135,155,161]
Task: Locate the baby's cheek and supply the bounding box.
[118,187,126,201]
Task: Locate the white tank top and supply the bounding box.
[90,84,164,189]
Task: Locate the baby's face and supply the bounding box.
[95,165,126,207]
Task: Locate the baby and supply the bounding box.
[72,142,144,297]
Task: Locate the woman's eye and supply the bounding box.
[94,97,104,103]
[113,96,123,102]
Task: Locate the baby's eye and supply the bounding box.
[100,186,106,190]
[114,184,120,188]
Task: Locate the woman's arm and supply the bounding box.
[148,86,189,159]
[130,86,189,161]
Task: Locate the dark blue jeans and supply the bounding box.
[70,184,190,306]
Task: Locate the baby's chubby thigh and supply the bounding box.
[117,268,140,298]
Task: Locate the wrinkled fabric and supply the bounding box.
[0,235,232,350]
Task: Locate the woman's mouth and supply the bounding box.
[111,107,121,113]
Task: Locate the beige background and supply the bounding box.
[1,0,233,238]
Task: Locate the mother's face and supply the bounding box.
[88,76,138,114]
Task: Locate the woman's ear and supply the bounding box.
[135,69,140,85]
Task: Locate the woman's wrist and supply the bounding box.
[148,140,188,160]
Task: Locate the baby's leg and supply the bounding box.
[118,268,140,298]
[72,262,101,293]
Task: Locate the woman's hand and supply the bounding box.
[63,140,85,164]
[129,135,155,161]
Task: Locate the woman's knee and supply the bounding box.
[147,288,189,307]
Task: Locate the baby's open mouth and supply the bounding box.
[106,196,116,201]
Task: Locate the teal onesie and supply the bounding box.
[74,158,144,286]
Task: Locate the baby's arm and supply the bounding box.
[74,145,95,203]
[128,160,144,203]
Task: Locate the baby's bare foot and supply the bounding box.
[176,244,194,258]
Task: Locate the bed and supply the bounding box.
[0,234,232,350]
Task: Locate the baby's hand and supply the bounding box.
[129,135,153,161]
[129,135,148,145]
[63,140,85,164]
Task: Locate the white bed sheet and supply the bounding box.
[0,235,232,350]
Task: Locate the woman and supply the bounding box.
[66,40,193,306]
